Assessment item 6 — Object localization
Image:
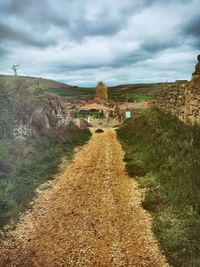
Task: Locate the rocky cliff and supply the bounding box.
[13,95,72,140]
[157,55,200,124]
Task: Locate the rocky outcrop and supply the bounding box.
[13,96,72,140]
[157,55,200,124]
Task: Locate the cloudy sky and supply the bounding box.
[0,0,199,86]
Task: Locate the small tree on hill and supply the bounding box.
[12,65,19,76]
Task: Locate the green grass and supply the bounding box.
[0,76,92,233]
[47,87,95,100]
[117,108,200,267]
[0,124,91,229]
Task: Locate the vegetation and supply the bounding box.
[47,87,95,100]
[108,83,170,101]
[0,78,91,229]
[117,108,200,267]
[48,82,171,102]
[0,125,91,229]
[11,65,19,76]
[0,74,72,92]
[0,75,173,102]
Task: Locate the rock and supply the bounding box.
[13,96,72,139]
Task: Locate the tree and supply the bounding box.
[12,65,19,76]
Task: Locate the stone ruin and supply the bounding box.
[157,55,200,124]
[191,54,200,85]
[95,81,108,102]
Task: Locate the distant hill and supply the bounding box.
[107,83,173,102]
[47,82,173,102]
[0,74,74,90]
[108,83,172,96]
[0,75,174,102]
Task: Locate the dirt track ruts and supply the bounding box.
[0,128,169,267]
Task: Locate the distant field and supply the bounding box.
[0,75,172,101]
[48,83,170,102]
[47,87,95,100]
[108,83,172,102]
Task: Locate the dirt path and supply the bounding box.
[0,128,169,267]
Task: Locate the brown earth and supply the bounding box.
[0,128,169,267]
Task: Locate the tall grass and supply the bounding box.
[0,124,91,229]
[117,108,200,267]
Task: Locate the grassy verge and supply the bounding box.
[0,123,91,229]
[117,108,200,267]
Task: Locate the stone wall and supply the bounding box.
[157,55,200,124]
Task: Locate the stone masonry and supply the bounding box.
[157,55,200,124]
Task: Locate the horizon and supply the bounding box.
[0,0,199,86]
[0,73,178,88]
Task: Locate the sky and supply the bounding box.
[0,0,199,86]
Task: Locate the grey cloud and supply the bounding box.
[184,16,200,37]
[0,47,8,58]
[141,39,181,53]
[183,15,200,48]
[0,23,56,47]
[2,0,157,40]
[0,0,199,86]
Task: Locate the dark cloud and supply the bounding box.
[4,0,35,14]
[185,17,200,37]
[141,39,181,53]
[183,15,200,48]
[1,0,157,40]
[0,23,56,47]
[0,0,199,85]
[0,47,8,58]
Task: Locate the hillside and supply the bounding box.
[0,74,73,90]
[48,82,172,102]
[108,83,173,101]
[0,75,172,102]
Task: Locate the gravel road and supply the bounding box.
[0,128,169,267]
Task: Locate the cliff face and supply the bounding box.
[13,95,72,140]
[157,55,200,124]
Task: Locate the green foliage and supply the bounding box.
[0,76,93,229]
[34,85,48,96]
[0,125,91,228]
[0,144,12,175]
[117,108,200,267]
[11,65,19,76]
[0,83,14,139]
[0,79,48,140]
